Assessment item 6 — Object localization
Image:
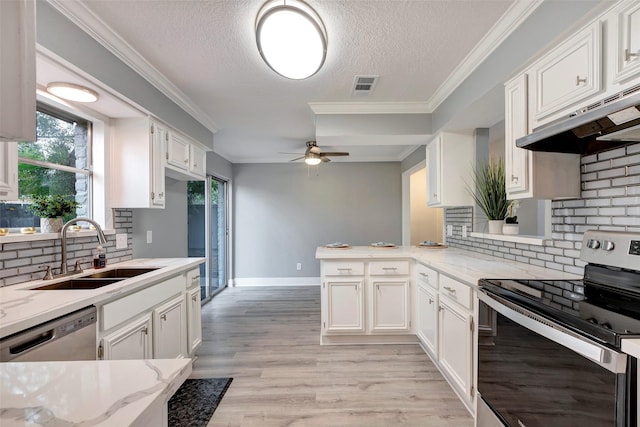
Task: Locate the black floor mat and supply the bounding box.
[167,378,233,427]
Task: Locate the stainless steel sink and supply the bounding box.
[32,278,123,290]
[81,267,159,279]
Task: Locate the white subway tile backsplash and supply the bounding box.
[444,142,640,277]
[0,209,134,287]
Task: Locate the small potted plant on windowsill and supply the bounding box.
[26,195,79,233]
[503,200,520,235]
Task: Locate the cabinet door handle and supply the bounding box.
[161,314,167,321]
[141,326,148,335]
[354,284,358,292]
[433,193,437,198]
[159,192,164,198]
[511,174,518,183]
[443,286,457,294]
[376,284,381,294]
[576,75,587,85]
[625,49,639,62]
[192,295,197,302]
[428,298,433,304]
[438,305,444,312]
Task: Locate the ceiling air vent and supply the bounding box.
[352,75,378,96]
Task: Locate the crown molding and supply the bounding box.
[45,0,219,133]
[309,101,432,115]
[425,0,543,111]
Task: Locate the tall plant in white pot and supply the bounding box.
[27,195,79,233]
[468,159,508,234]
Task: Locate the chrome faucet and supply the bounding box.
[60,217,107,274]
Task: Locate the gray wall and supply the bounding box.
[132,178,189,258]
[206,151,233,179]
[233,162,402,279]
[401,146,426,172]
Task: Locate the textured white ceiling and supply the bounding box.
[73,0,514,163]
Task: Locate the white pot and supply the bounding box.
[488,220,503,234]
[502,223,519,235]
[40,217,63,233]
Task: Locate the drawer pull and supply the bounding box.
[337,268,352,272]
[576,75,587,85]
[443,286,457,294]
[625,49,639,62]
[382,267,397,271]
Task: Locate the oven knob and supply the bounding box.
[586,239,601,249]
[602,241,615,251]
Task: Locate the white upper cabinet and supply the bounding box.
[425,131,475,207]
[504,74,581,200]
[111,118,166,209]
[189,144,207,178]
[165,130,208,181]
[607,1,640,88]
[504,75,530,197]
[0,142,18,200]
[166,132,190,172]
[528,21,602,128]
[0,0,36,143]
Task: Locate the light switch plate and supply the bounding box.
[146,230,153,244]
[446,225,453,236]
[115,233,128,249]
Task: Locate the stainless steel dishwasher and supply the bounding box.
[0,306,97,362]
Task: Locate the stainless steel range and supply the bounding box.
[477,230,640,427]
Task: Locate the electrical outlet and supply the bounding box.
[115,233,128,249]
[296,262,302,271]
[462,225,468,238]
[146,230,153,244]
[446,225,453,236]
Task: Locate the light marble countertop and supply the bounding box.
[0,358,191,426]
[0,258,205,339]
[316,245,581,286]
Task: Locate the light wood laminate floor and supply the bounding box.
[192,286,473,427]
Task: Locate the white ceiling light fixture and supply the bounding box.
[46,82,99,103]
[255,0,327,80]
[304,152,322,165]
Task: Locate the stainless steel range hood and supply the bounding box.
[516,87,640,155]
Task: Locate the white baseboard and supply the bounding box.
[232,277,320,287]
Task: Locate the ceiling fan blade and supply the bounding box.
[289,156,305,162]
[321,157,331,162]
[321,152,349,156]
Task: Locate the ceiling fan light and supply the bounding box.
[46,82,99,103]
[256,0,327,80]
[305,152,322,165]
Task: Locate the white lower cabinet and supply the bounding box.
[322,278,365,333]
[438,296,474,405]
[369,279,410,332]
[99,267,204,360]
[101,314,153,360]
[153,295,187,359]
[417,283,438,357]
[186,286,202,355]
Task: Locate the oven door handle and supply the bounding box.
[478,290,627,374]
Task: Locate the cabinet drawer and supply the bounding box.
[369,260,410,276]
[102,274,185,331]
[416,263,438,289]
[439,275,473,310]
[323,261,364,276]
[186,268,201,289]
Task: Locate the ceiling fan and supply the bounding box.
[289,141,349,165]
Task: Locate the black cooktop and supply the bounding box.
[479,265,640,349]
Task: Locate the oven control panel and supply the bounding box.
[581,231,640,271]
